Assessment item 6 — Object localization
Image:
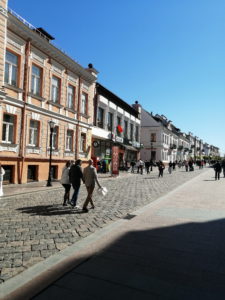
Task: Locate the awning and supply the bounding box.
[124,145,138,151]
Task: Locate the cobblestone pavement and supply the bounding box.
[0,167,209,283]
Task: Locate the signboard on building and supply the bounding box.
[112,146,119,175]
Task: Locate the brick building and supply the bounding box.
[0,3,97,183]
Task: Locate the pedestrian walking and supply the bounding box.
[130,160,136,173]
[158,161,165,178]
[139,159,144,175]
[172,162,176,170]
[82,159,102,212]
[60,161,71,206]
[145,160,150,174]
[214,161,222,180]
[168,161,173,174]
[221,159,225,178]
[69,159,84,208]
[0,163,5,197]
[184,160,189,172]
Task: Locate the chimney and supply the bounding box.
[132,100,142,114]
[86,63,99,78]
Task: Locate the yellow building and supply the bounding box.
[0,2,97,184]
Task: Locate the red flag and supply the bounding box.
[117,125,123,133]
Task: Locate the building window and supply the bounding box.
[130,123,134,141]
[4,50,18,86]
[80,133,86,152]
[29,120,39,147]
[31,65,42,96]
[135,125,139,142]
[151,133,156,142]
[67,85,75,109]
[51,76,60,103]
[52,126,58,149]
[124,120,128,138]
[107,112,113,131]
[81,93,88,115]
[117,116,121,136]
[97,107,104,128]
[2,114,15,144]
[66,130,73,151]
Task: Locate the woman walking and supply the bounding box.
[158,161,165,178]
[61,161,71,206]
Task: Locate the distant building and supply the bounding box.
[92,84,141,170]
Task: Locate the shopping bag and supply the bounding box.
[98,187,108,196]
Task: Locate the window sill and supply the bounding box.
[0,142,17,147]
[64,151,74,157]
[64,107,77,114]
[26,145,40,149]
[28,93,45,102]
[4,84,24,93]
[47,100,63,108]
[80,113,90,119]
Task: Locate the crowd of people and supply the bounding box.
[127,158,225,179]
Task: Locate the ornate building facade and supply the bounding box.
[0,3,97,183]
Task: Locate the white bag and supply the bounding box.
[98,187,108,196]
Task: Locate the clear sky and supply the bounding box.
[8,0,225,155]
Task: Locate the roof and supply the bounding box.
[96,83,139,118]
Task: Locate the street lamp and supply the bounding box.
[46,120,55,187]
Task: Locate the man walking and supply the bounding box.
[69,159,84,208]
[214,161,222,180]
[82,159,102,212]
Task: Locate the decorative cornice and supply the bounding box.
[0,6,8,18]
[7,13,96,84]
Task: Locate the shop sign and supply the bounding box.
[112,146,119,175]
[115,136,123,143]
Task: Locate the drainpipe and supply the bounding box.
[18,38,31,183]
[75,76,82,160]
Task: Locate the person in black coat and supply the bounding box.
[145,160,150,174]
[69,159,84,207]
[214,161,222,180]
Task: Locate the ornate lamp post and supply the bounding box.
[46,120,55,187]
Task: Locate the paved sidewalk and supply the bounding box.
[1,168,225,299]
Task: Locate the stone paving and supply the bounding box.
[0,166,209,283]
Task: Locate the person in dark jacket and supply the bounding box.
[214,161,222,180]
[69,159,84,207]
[158,161,165,178]
[145,160,150,174]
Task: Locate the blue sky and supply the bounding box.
[8,0,225,154]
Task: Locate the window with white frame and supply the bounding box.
[107,112,113,131]
[124,120,128,138]
[81,93,87,115]
[4,50,18,86]
[135,125,139,141]
[31,65,42,96]
[80,133,86,152]
[52,126,58,149]
[130,123,134,140]
[29,120,39,147]
[2,114,15,144]
[51,76,60,103]
[67,85,75,109]
[97,107,104,128]
[66,130,73,151]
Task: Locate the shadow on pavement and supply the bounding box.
[17,205,87,216]
[33,218,225,300]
